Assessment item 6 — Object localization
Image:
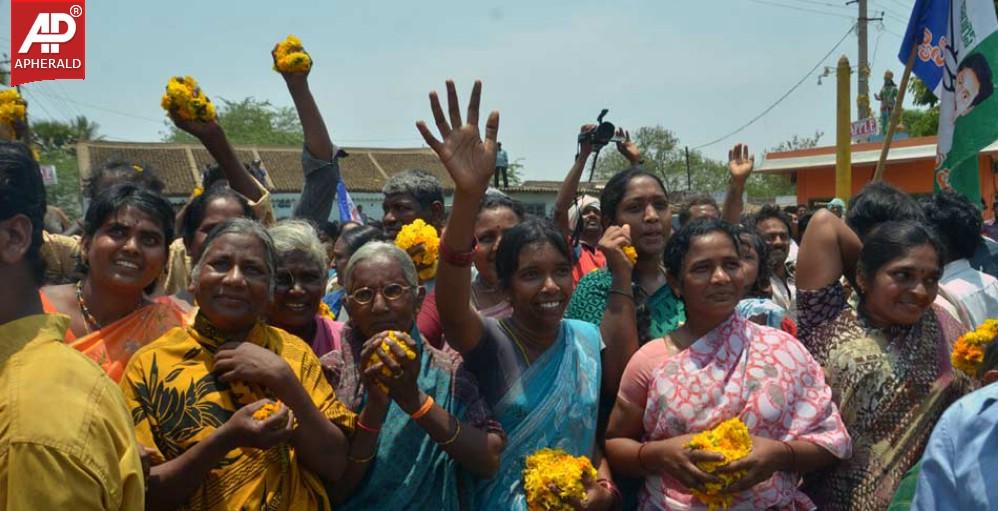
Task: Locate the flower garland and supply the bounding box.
[686,417,753,511]
[364,330,417,393]
[622,244,638,265]
[522,448,597,511]
[160,75,217,122]
[273,35,312,73]
[951,318,998,377]
[394,219,440,282]
[0,88,27,134]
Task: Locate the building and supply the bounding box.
[75,141,589,221]
[757,135,998,215]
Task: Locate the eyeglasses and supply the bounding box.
[347,283,412,305]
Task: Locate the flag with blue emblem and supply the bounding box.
[337,180,363,224]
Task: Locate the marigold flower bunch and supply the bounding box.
[252,401,282,421]
[160,75,217,122]
[686,417,753,511]
[951,318,998,377]
[394,219,440,282]
[364,330,417,393]
[622,244,638,265]
[0,88,27,131]
[523,448,597,511]
[273,35,312,73]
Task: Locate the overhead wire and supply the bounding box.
[747,0,855,20]
[692,23,857,150]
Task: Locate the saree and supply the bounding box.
[475,319,602,510]
[640,314,851,511]
[324,326,501,510]
[68,296,189,382]
[565,269,685,339]
[120,314,356,511]
[797,282,971,510]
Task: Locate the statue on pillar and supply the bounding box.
[875,70,899,135]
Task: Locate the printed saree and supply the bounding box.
[328,326,502,511]
[640,314,851,510]
[566,269,685,339]
[120,314,356,511]
[475,319,602,510]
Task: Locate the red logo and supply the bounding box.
[9,0,85,86]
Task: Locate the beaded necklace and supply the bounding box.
[75,281,102,333]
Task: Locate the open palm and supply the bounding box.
[728,143,755,180]
[416,80,499,194]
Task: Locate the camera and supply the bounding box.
[577,108,622,147]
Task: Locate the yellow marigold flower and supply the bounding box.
[394,219,440,282]
[160,75,217,122]
[686,417,753,511]
[951,318,998,377]
[252,401,282,421]
[0,88,27,128]
[363,330,417,393]
[622,244,638,265]
[318,301,336,321]
[523,448,597,511]
[273,35,312,73]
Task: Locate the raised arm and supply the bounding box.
[418,80,499,354]
[554,126,595,238]
[795,208,862,291]
[170,114,263,203]
[596,225,639,402]
[722,144,754,224]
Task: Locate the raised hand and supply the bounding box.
[272,44,310,88]
[416,80,499,196]
[169,110,224,142]
[727,143,754,182]
[615,128,641,164]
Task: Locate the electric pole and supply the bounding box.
[857,0,869,120]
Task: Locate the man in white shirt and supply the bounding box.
[924,190,998,329]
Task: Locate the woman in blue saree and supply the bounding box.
[426,79,617,510]
[319,241,505,509]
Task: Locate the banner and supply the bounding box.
[901,0,998,204]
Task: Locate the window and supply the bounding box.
[523,203,547,217]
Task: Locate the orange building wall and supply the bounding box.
[796,156,997,219]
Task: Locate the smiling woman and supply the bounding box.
[120,217,356,511]
[40,183,187,381]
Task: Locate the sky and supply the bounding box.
[2,0,920,182]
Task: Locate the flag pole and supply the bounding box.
[873,46,917,182]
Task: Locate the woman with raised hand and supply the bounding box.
[795,211,971,510]
[428,80,616,510]
[605,219,850,510]
[120,218,354,511]
[417,191,524,348]
[41,183,187,381]
[321,241,505,509]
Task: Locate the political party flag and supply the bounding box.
[900,0,998,204]
[337,180,363,224]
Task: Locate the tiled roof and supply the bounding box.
[76,141,453,196]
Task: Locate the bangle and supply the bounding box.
[437,419,462,446]
[348,451,377,464]
[356,419,380,434]
[409,395,435,420]
[637,442,651,472]
[781,441,796,472]
[596,478,621,503]
[608,288,634,300]
[440,240,476,267]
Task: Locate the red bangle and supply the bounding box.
[440,239,477,267]
[356,419,380,434]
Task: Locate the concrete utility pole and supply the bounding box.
[857,0,870,120]
[836,56,852,202]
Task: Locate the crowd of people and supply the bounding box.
[2,46,998,511]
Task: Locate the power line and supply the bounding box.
[785,0,851,10]
[27,88,164,124]
[747,0,855,20]
[693,23,857,150]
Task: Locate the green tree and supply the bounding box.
[33,115,102,151]
[900,76,940,136]
[504,158,524,186]
[162,97,304,146]
[40,146,82,219]
[750,131,824,198]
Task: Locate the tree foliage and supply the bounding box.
[32,115,102,151]
[593,125,727,193]
[162,97,304,146]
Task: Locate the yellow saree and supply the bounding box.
[120,319,355,511]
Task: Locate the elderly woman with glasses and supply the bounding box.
[120,218,356,511]
[320,241,505,510]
